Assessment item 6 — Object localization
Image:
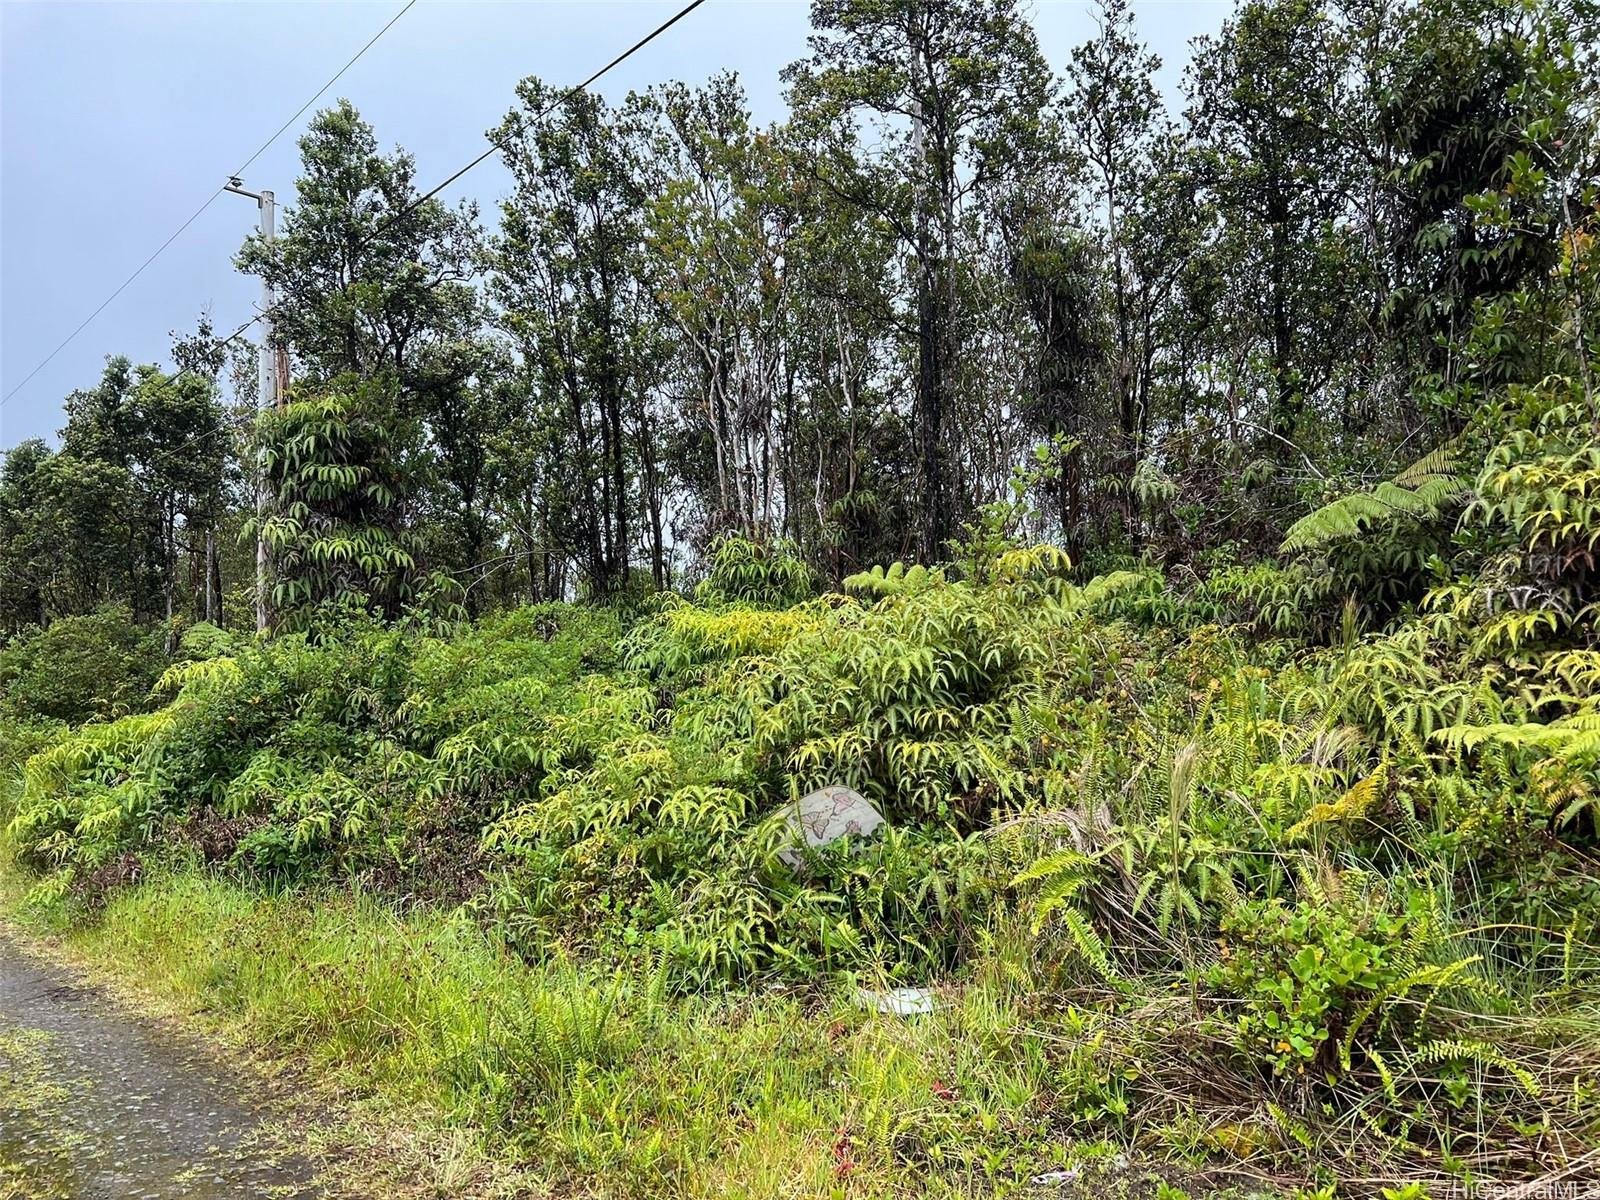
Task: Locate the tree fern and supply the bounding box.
[1281,445,1469,553]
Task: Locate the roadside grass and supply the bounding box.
[0,863,1269,1200]
[8,839,1599,1197]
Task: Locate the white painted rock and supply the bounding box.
[777,785,884,867]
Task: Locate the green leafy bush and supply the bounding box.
[4,528,1597,1186]
[1212,895,1414,1075]
[694,534,815,607]
[0,607,166,726]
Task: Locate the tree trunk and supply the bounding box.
[916,252,953,565]
[1269,189,1297,440]
[204,526,218,624]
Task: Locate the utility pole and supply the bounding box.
[225,178,279,634]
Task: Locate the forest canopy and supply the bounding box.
[1,0,1590,628]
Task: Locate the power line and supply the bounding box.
[1,194,224,411]
[231,0,418,186]
[221,313,265,348]
[1,0,418,411]
[367,0,706,246]
[170,0,710,472]
[140,305,306,477]
[132,0,709,478]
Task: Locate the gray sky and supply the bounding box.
[0,0,1228,449]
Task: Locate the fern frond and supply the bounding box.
[1060,908,1127,990]
[1282,447,1469,552]
[1287,765,1385,840]
[1410,1039,1541,1097]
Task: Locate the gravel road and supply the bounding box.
[0,931,318,1199]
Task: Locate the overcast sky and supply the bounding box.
[0,0,1229,449]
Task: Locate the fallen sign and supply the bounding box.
[775,784,885,869]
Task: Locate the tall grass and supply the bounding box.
[26,869,1102,1199]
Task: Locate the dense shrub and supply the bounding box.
[693,534,816,607]
[0,606,166,726]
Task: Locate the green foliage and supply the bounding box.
[1281,446,1470,553]
[253,380,452,631]
[5,537,1598,1187]
[3,8,1597,1189]
[0,556,1160,982]
[1469,394,1600,576]
[0,607,166,726]
[237,99,480,387]
[0,359,230,639]
[694,535,815,607]
[1213,894,1416,1075]
[842,561,946,597]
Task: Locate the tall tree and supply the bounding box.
[237,100,481,393]
[237,101,483,622]
[0,441,57,632]
[786,0,1055,563]
[648,74,799,543]
[1060,0,1171,543]
[1374,0,1569,386]
[491,82,661,598]
[1186,0,1366,449]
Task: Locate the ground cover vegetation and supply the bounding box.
[2,0,1598,1194]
